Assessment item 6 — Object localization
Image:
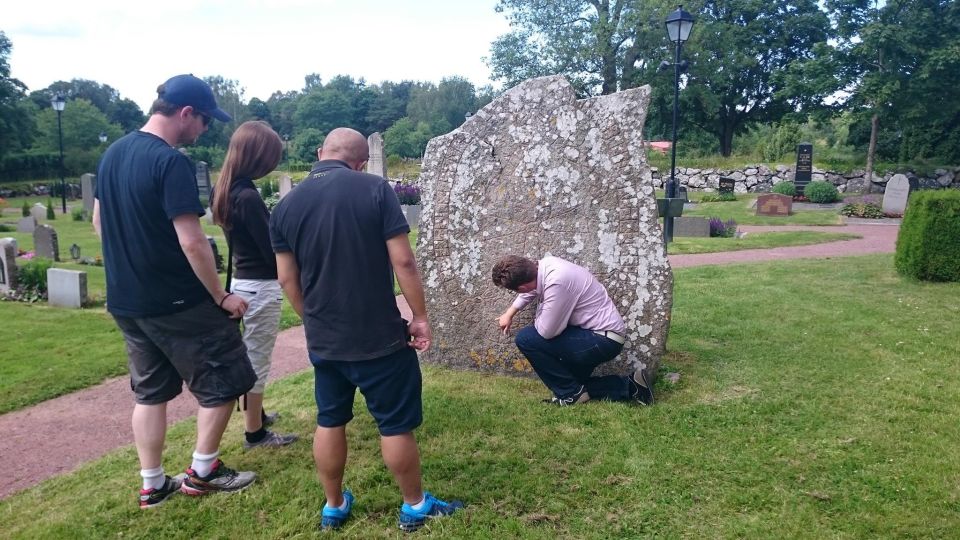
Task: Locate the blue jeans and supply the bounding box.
[515,325,629,401]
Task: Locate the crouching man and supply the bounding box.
[491,255,654,406]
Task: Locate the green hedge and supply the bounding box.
[894,189,960,282]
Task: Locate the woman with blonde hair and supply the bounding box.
[211,120,297,450]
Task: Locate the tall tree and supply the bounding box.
[0,32,35,158]
[489,0,651,95]
[682,0,830,156]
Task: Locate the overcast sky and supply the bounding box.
[5,0,511,112]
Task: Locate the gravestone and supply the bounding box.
[794,143,813,195]
[366,132,387,178]
[279,175,293,199]
[882,174,910,215]
[678,185,689,202]
[47,268,87,308]
[1,237,17,254]
[33,224,60,261]
[673,217,710,237]
[206,236,224,272]
[196,161,211,201]
[17,216,36,233]
[718,177,735,194]
[417,75,671,377]
[81,173,96,214]
[30,203,46,222]
[756,193,792,216]
[0,238,17,293]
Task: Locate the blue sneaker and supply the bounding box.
[320,490,354,530]
[398,492,464,532]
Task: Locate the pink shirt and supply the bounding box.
[512,256,626,340]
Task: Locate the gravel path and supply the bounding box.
[0,224,897,499]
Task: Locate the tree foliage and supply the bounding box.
[0,31,32,160]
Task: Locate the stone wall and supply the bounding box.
[651,164,960,194]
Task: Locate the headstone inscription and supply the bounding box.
[882,174,910,215]
[756,193,792,216]
[416,75,671,378]
[794,143,813,195]
[718,177,735,194]
[17,216,36,233]
[366,132,387,178]
[673,217,710,237]
[33,224,60,261]
[0,238,17,293]
[195,161,211,201]
[81,173,96,214]
[47,268,87,308]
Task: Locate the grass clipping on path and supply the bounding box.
[3,254,960,538]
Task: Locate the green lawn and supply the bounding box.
[3,254,959,537]
[668,231,860,254]
[682,196,843,225]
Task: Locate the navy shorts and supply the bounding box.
[113,300,256,407]
[310,346,422,436]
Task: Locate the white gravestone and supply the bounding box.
[47,268,88,308]
[17,216,36,233]
[30,204,46,222]
[0,238,18,293]
[882,174,910,215]
[366,132,387,178]
[279,175,292,199]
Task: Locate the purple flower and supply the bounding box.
[393,183,421,205]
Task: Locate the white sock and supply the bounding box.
[140,466,165,491]
[325,497,349,511]
[410,494,428,511]
[190,450,219,478]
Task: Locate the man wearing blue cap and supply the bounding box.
[93,74,258,508]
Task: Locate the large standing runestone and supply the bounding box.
[416,76,672,377]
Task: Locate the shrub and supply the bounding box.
[804,181,840,203]
[71,207,88,221]
[46,199,55,220]
[263,193,280,211]
[0,224,13,232]
[19,257,54,294]
[22,201,29,217]
[894,190,960,282]
[709,217,738,238]
[840,202,885,219]
[772,182,797,197]
[700,192,738,202]
[394,183,421,205]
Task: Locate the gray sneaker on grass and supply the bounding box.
[180,459,256,496]
[243,430,298,450]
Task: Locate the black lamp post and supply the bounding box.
[51,94,67,214]
[662,5,695,244]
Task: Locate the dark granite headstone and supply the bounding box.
[756,193,793,216]
[794,143,813,195]
[33,224,60,261]
[718,177,735,194]
[196,161,211,201]
[206,236,223,272]
[678,185,689,202]
[673,217,710,237]
[81,173,97,214]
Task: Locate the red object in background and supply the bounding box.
[647,141,672,155]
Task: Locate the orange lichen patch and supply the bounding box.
[469,349,534,372]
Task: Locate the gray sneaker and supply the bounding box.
[243,430,298,451]
[180,460,256,496]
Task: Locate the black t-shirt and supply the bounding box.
[269,160,410,361]
[213,177,277,280]
[96,131,207,317]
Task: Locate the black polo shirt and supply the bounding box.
[269,160,411,361]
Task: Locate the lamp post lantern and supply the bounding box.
[662,5,694,244]
[51,94,67,214]
[99,131,108,144]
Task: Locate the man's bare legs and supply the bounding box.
[381,432,423,504]
[243,392,264,433]
[314,426,348,506]
[196,402,234,454]
[132,402,167,470]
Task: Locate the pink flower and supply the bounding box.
[19,251,35,260]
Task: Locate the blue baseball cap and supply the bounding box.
[158,74,232,122]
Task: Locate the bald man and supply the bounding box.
[269,128,463,531]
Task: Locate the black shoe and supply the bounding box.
[139,474,183,509]
[262,410,280,427]
[542,385,588,406]
[630,368,655,406]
